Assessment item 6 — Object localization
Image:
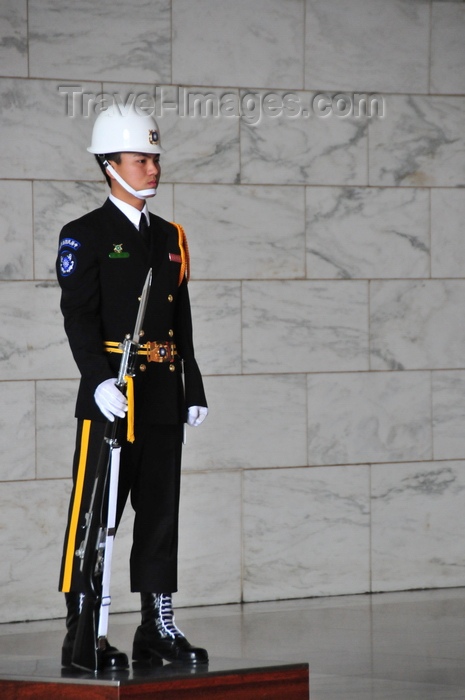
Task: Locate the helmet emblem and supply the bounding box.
[148,129,159,145]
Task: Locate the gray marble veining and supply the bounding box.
[29,0,171,83]
[182,374,307,471]
[0,78,99,181]
[0,381,35,482]
[0,181,33,280]
[305,0,430,93]
[0,1,28,77]
[370,280,465,370]
[174,184,305,280]
[431,2,465,94]
[431,189,465,278]
[372,461,465,591]
[307,371,432,465]
[0,281,77,381]
[242,280,369,373]
[306,186,430,279]
[432,370,465,461]
[369,95,465,187]
[172,0,304,88]
[243,466,370,601]
[241,94,368,185]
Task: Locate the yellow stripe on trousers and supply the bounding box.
[61,419,91,592]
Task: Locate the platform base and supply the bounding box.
[0,657,309,699]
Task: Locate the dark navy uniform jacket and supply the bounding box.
[56,198,206,425]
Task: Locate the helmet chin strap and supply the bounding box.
[103,159,157,200]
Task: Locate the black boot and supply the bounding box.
[132,593,209,666]
[61,592,129,671]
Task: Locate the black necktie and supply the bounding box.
[139,213,150,245]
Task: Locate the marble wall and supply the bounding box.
[1,0,465,623]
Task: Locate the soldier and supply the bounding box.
[57,104,208,671]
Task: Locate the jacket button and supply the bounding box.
[168,294,173,302]
[168,329,174,337]
[169,364,175,372]
[139,364,147,372]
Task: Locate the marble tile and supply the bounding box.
[0,78,100,181]
[174,184,305,279]
[306,187,430,279]
[172,0,304,88]
[431,189,465,279]
[176,471,242,607]
[243,466,370,601]
[155,85,240,184]
[33,180,106,281]
[432,371,465,461]
[0,479,71,622]
[0,381,35,482]
[0,181,33,280]
[369,95,465,187]
[242,280,369,373]
[181,374,307,470]
[370,281,465,370]
[371,461,465,591]
[0,0,28,77]
[431,2,465,94]
[307,371,432,465]
[36,380,79,479]
[188,281,242,376]
[29,0,171,83]
[0,281,78,381]
[240,91,368,185]
[305,0,430,93]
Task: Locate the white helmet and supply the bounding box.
[87,104,162,155]
[88,104,162,199]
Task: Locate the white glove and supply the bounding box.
[187,406,208,427]
[94,378,128,422]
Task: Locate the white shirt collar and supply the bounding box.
[109,194,149,229]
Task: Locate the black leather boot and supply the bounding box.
[132,593,209,666]
[61,592,129,671]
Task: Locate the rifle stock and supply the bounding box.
[71,586,99,671]
[70,268,152,672]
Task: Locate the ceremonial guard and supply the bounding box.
[56,105,208,671]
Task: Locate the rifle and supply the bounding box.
[71,268,152,672]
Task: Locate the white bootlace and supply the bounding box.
[156,593,184,639]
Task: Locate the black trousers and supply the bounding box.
[59,418,183,595]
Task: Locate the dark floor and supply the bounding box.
[1,587,465,698]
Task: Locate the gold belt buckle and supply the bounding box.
[147,341,175,363]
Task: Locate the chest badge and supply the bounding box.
[109,243,130,259]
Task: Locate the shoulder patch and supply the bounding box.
[59,237,81,251]
[59,251,77,276]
